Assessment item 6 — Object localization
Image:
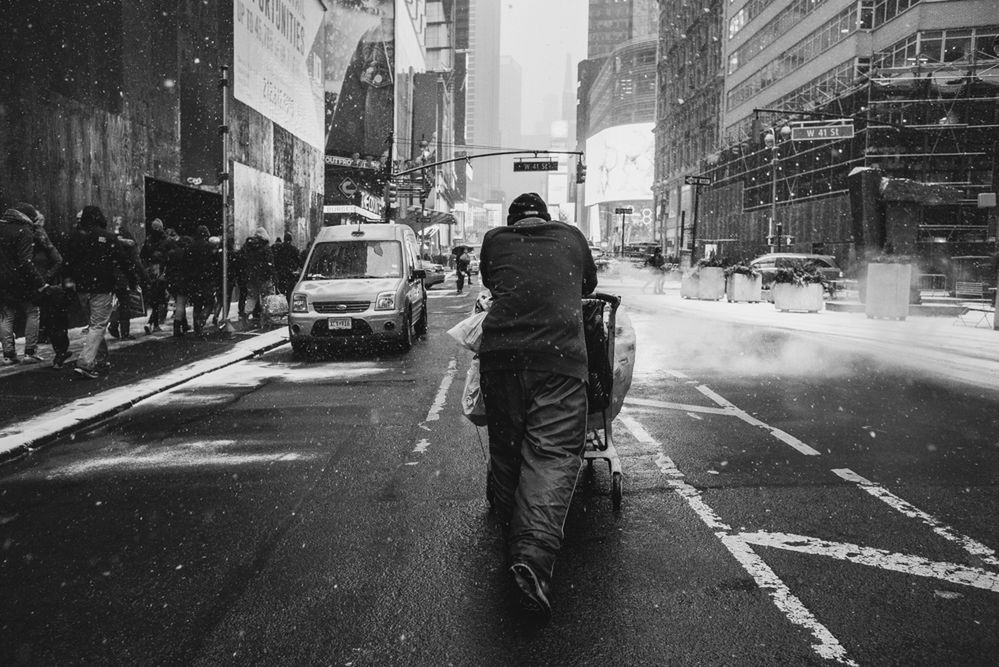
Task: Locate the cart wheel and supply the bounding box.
[611,472,623,509]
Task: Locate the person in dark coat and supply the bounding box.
[239,227,275,328]
[0,203,58,365]
[108,216,144,340]
[186,225,220,334]
[272,233,302,300]
[140,218,170,334]
[478,192,598,625]
[62,205,129,379]
[165,235,193,337]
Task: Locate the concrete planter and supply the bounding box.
[680,272,699,298]
[865,263,912,320]
[772,283,824,312]
[697,267,726,300]
[726,273,762,302]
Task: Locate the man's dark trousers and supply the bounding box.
[481,369,588,580]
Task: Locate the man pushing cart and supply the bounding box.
[467,193,634,627]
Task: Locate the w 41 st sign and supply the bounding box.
[790,120,855,141]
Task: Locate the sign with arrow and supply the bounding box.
[338,177,359,198]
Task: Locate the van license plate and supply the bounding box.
[328,317,352,330]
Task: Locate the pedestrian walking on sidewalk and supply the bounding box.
[166,235,193,337]
[24,204,69,365]
[108,216,144,340]
[478,192,598,625]
[273,233,301,300]
[642,247,667,294]
[62,205,129,379]
[239,227,275,329]
[186,226,220,335]
[0,203,61,365]
[140,218,169,334]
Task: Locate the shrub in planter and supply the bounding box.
[772,262,825,312]
[724,264,762,302]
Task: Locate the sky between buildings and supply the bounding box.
[499,0,588,137]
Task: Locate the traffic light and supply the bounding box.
[576,160,587,184]
[384,181,398,208]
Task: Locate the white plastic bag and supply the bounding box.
[446,310,487,352]
[462,358,488,426]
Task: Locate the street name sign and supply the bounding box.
[790,122,855,141]
[684,175,711,186]
[614,207,634,215]
[513,160,559,172]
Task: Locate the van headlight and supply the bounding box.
[291,293,308,313]
[374,291,396,310]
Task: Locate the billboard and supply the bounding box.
[584,123,655,206]
[233,161,285,245]
[324,0,396,160]
[233,0,326,150]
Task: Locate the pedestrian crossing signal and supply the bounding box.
[576,161,587,184]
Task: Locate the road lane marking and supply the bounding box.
[832,468,999,568]
[623,387,821,456]
[625,396,731,415]
[739,531,999,593]
[413,439,430,454]
[696,384,821,456]
[424,357,458,423]
[618,413,856,665]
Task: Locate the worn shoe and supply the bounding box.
[510,562,552,625]
[52,352,72,369]
[73,365,100,380]
[21,353,43,364]
[1,356,18,366]
[121,334,136,341]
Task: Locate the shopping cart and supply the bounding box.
[473,291,633,511]
[582,292,628,509]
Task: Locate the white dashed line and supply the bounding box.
[696,384,820,456]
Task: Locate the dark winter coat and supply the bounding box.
[479,218,598,382]
[165,240,192,295]
[0,208,48,301]
[185,237,220,299]
[114,230,144,291]
[31,226,63,284]
[240,236,275,288]
[140,230,168,267]
[273,242,301,290]
[62,223,128,294]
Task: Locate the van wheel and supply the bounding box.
[399,310,414,352]
[415,296,429,336]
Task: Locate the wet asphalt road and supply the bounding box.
[1,280,998,666]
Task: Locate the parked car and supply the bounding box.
[421,259,446,289]
[289,224,428,355]
[749,253,843,292]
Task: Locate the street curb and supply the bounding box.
[0,329,289,465]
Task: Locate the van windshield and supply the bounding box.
[305,241,403,280]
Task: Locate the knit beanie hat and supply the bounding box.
[80,205,107,229]
[507,192,550,225]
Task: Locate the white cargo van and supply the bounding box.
[288,223,428,354]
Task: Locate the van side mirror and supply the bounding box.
[413,268,426,280]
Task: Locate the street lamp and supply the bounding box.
[763,123,792,252]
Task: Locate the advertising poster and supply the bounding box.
[233,161,286,245]
[324,0,396,160]
[233,0,327,150]
[584,123,655,206]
